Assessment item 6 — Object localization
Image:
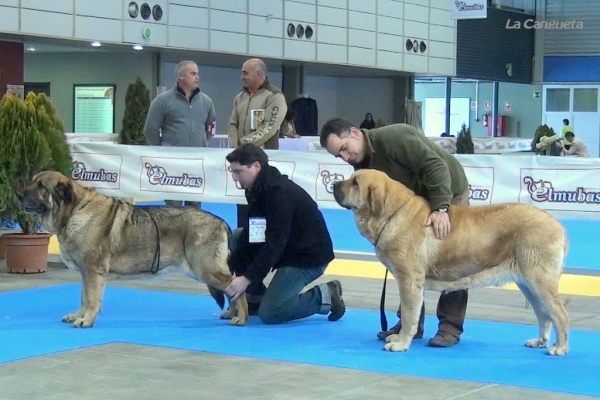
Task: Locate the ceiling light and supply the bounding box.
[26,47,36,52]
[133,44,144,51]
[91,41,101,47]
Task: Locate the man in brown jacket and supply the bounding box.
[227,58,287,149]
[320,117,470,348]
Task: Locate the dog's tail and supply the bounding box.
[208,285,226,309]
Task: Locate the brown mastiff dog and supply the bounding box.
[333,169,569,356]
[18,171,248,328]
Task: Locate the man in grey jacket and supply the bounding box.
[143,60,216,208]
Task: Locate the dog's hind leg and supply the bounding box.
[185,231,249,326]
[520,276,569,356]
[199,268,248,326]
[516,281,553,349]
[384,267,424,352]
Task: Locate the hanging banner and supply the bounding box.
[452,0,488,19]
[68,142,600,220]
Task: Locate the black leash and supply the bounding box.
[380,269,389,331]
[148,212,161,275]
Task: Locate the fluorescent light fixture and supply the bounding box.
[133,44,144,51]
[91,41,102,47]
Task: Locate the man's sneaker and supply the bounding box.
[327,280,345,321]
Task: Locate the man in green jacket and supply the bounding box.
[320,117,470,348]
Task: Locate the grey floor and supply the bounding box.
[1,257,599,400]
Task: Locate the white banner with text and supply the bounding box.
[70,142,600,219]
[451,0,487,19]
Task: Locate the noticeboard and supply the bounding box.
[73,84,116,133]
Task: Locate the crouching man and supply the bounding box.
[225,143,345,324]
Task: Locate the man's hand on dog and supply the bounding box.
[426,211,451,239]
[226,276,251,300]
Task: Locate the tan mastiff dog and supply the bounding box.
[18,171,248,328]
[333,169,569,356]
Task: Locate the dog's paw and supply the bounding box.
[220,309,235,320]
[71,318,94,328]
[525,338,549,348]
[229,316,247,326]
[547,345,568,356]
[385,333,401,343]
[384,341,410,352]
[62,313,80,323]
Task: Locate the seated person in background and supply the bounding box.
[280,110,301,138]
[360,113,376,129]
[555,131,589,157]
[224,143,345,324]
[535,133,561,156]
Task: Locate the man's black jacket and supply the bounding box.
[229,164,334,283]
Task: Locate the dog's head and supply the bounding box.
[333,169,393,218]
[18,171,77,230]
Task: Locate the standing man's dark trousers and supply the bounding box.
[377,189,470,347]
[377,291,467,346]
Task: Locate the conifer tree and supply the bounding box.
[120,77,150,145]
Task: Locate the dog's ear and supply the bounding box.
[368,183,386,217]
[55,181,75,203]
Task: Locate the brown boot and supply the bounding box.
[427,331,460,347]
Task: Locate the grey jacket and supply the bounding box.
[144,85,216,147]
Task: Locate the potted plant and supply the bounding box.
[119,77,150,145]
[456,123,475,154]
[0,92,72,273]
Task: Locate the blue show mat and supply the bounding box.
[0,284,598,397]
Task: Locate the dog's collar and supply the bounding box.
[372,207,402,248]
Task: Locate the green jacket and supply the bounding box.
[354,124,469,211]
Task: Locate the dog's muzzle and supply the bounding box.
[19,194,48,214]
[332,181,348,208]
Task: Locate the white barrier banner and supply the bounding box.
[70,143,600,218]
[70,143,354,208]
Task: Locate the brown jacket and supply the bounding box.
[227,79,287,149]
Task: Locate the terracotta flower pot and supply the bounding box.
[3,233,51,274]
[0,235,5,261]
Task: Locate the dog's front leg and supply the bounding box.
[62,270,88,323]
[71,260,109,328]
[384,272,424,352]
